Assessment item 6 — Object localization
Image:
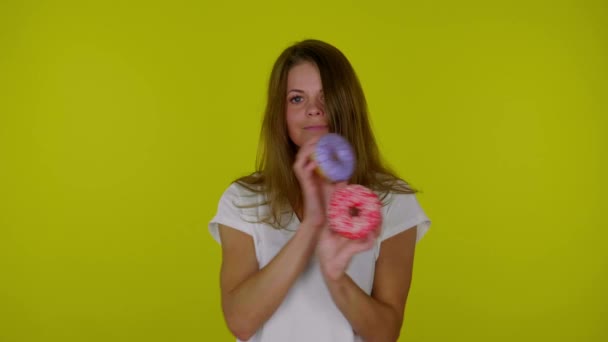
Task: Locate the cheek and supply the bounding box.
[285,109,300,144]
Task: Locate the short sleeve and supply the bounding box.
[379,192,431,244]
[208,183,255,244]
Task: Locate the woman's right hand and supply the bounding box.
[293,137,327,230]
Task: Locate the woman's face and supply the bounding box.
[285,61,329,147]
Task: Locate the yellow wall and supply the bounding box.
[1,0,606,341]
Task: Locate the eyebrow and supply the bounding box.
[287,89,323,94]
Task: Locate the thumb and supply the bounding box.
[334,181,348,189]
[343,235,376,256]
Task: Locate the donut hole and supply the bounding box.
[330,151,340,163]
[349,206,360,217]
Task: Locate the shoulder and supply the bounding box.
[217,181,265,216]
[209,181,265,243]
[217,174,265,200]
[380,191,425,225]
[382,190,421,213]
[377,184,431,244]
[223,181,259,199]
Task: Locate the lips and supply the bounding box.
[304,125,328,130]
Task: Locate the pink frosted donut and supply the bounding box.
[328,184,382,240]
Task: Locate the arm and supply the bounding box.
[322,226,417,342]
[218,138,329,340]
[218,222,320,341]
[216,137,344,340]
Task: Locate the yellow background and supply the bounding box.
[1,0,606,341]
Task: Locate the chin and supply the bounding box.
[303,130,327,141]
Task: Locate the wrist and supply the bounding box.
[319,259,347,282]
[296,220,323,241]
[300,218,326,232]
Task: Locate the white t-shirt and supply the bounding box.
[208,182,431,342]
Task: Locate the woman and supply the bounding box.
[209,39,431,342]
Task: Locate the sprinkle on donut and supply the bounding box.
[328,184,382,240]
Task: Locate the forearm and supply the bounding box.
[324,274,402,342]
[224,223,319,339]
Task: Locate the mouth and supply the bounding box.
[304,125,329,131]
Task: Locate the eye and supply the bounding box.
[289,95,304,104]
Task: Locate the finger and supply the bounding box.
[334,234,355,254]
[334,181,348,189]
[294,144,315,168]
[298,136,323,163]
[304,159,318,173]
[321,228,350,253]
[322,183,334,206]
[294,143,318,171]
[323,180,348,201]
[294,149,317,181]
[371,228,381,240]
[302,164,321,188]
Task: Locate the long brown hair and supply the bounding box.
[235,39,417,229]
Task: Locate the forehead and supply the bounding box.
[287,62,322,89]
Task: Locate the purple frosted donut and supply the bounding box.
[313,133,355,182]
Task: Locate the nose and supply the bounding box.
[306,101,324,117]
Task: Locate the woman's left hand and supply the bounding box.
[316,182,378,281]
